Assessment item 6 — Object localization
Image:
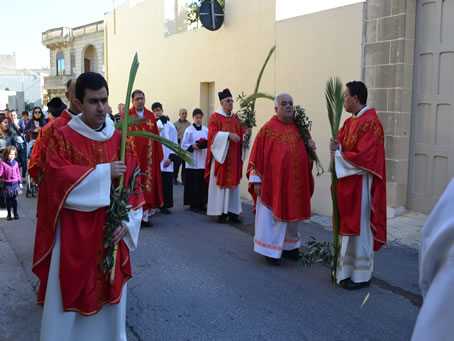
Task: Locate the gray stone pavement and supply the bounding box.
[0,185,424,340]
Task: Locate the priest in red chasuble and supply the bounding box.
[28,78,80,184]
[32,72,144,340]
[204,88,252,223]
[329,81,386,290]
[247,93,315,265]
[122,89,163,227]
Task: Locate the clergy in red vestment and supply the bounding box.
[28,78,80,184]
[247,93,315,265]
[204,88,251,223]
[329,81,386,290]
[121,89,163,227]
[32,72,144,340]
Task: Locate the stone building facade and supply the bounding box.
[41,21,104,105]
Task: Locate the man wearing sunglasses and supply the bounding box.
[204,88,251,223]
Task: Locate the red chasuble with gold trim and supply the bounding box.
[247,115,314,222]
[204,112,245,188]
[336,108,387,251]
[29,109,73,184]
[32,125,144,316]
[122,107,163,210]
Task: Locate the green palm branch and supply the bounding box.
[237,46,276,148]
[106,53,192,282]
[325,77,344,285]
[239,92,275,108]
[127,131,193,164]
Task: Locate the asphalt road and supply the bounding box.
[0,185,420,340]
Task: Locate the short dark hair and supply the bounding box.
[346,81,368,105]
[151,102,162,111]
[132,89,144,100]
[66,78,76,91]
[75,72,109,102]
[192,108,204,117]
[21,110,28,117]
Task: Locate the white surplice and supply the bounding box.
[206,108,249,216]
[249,174,302,258]
[40,115,142,341]
[411,177,454,341]
[181,124,208,170]
[157,119,178,173]
[334,105,374,284]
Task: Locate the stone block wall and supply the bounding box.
[363,0,416,213]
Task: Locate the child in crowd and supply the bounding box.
[181,108,209,212]
[0,145,23,220]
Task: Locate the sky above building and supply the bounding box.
[0,0,363,70]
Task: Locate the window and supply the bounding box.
[56,51,65,76]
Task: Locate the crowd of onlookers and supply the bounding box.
[0,99,210,221]
[0,106,49,219]
[0,107,48,178]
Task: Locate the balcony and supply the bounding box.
[43,75,74,91]
[42,27,73,46]
[42,21,104,47]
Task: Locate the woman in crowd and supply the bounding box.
[24,107,46,142]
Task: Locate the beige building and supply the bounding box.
[42,21,105,105]
[104,0,454,217]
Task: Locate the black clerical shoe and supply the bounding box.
[218,214,228,223]
[141,220,153,228]
[340,278,370,290]
[265,256,281,266]
[7,216,12,221]
[14,215,19,220]
[228,212,240,223]
[282,248,303,261]
[160,207,171,215]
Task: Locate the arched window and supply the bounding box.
[56,51,65,76]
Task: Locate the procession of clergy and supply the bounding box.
[30,72,388,340]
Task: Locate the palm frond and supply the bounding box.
[115,116,146,130]
[127,131,194,165]
[324,76,344,284]
[119,52,140,188]
[108,53,139,283]
[325,77,344,139]
[254,46,276,95]
[240,92,275,108]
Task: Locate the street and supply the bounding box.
[0,185,420,340]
